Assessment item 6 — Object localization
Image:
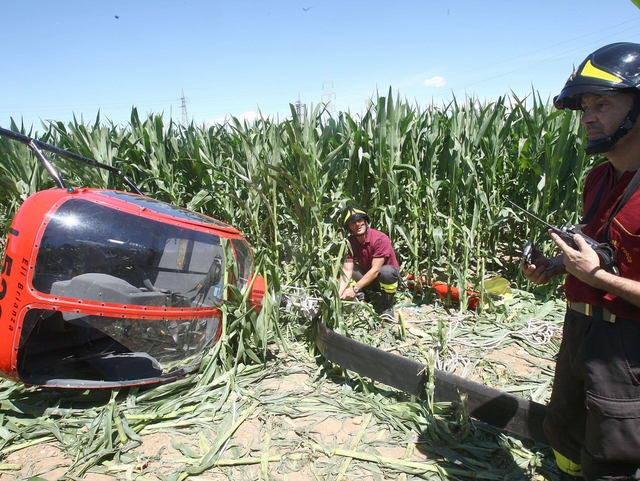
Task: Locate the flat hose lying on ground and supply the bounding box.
[314,317,548,444]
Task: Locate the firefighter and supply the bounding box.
[338,205,400,320]
[522,43,640,480]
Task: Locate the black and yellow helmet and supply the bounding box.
[554,42,640,110]
[554,42,640,154]
[341,205,369,229]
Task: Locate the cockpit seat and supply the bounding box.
[51,273,169,309]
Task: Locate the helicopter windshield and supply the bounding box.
[16,308,218,387]
[32,198,227,307]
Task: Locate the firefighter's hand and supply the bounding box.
[521,255,557,285]
[550,231,600,284]
[340,287,356,300]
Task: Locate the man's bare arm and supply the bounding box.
[340,258,385,300]
[357,258,385,289]
[339,261,354,298]
[551,232,640,308]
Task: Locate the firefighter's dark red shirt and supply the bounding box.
[346,228,399,272]
[565,162,640,321]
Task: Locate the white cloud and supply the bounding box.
[234,111,262,123]
[422,76,446,88]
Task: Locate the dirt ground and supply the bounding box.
[0,303,555,481]
[0,371,420,481]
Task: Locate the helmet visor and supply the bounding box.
[554,85,618,110]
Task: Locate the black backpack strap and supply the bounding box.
[581,169,609,225]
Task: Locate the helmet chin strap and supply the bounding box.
[586,97,640,155]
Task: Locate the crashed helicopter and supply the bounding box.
[0,127,265,389]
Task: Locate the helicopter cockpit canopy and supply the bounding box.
[0,188,264,388]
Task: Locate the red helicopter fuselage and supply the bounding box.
[0,187,264,388]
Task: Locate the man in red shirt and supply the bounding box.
[523,43,640,480]
[338,205,400,320]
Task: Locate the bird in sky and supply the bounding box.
[115,15,119,19]
[302,7,312,11]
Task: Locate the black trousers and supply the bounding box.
[543,308,640,480]
[351,264,400,293]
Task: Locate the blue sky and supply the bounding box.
[2,0,640,130]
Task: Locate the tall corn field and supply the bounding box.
[0,91,592,479]
[0,90,592,302]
